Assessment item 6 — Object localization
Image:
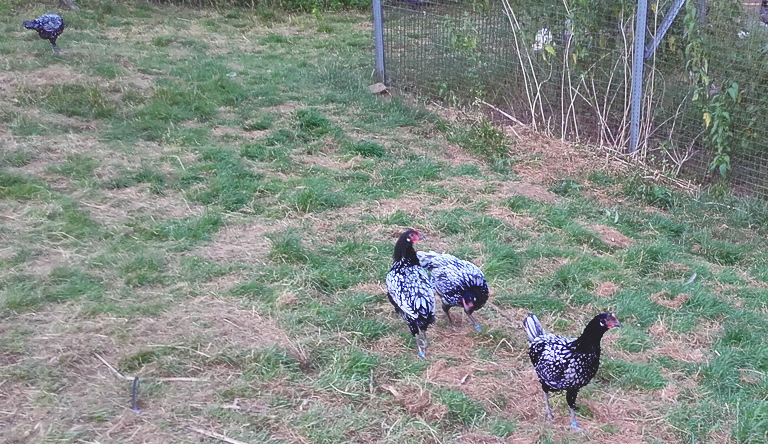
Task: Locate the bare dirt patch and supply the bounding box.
[440,141,493,167]
[380,384,448,422]
[589,224,633,248]
[594,281,621,298]
[15,65,88,90]
[650,290,691,310]
[196,221,276,264]
[211,123,267,141]
[507,131,619,186]
[263,100,302,116]
[24,248,69,277]
[349,282,387,295]
[524,257,570,279]
[498,182,559,203]
[484,205,538,230]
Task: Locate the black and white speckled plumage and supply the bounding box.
[524,313,621,431]
[386,230,435,357]
[762,0,768,26]
[23,14,65,51]
[416,251,488,329]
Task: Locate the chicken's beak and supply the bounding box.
[462,298,474,311]
[606,315,622,329]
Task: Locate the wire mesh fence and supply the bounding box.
[380,0,768,198]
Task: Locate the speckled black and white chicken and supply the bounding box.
[416,251,488,331]
[524,312,622,431]
[386,229,435,358]
[23,13,65,54]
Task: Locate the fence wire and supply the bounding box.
[381,0,768,198]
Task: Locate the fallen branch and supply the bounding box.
[189,426,251,444]
[94,352,131,381]
[476,99,527,127]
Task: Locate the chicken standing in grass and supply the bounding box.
[524,312,622,431]
[386,229,435,358]
[416,251,488,331]
[23,13,65,54]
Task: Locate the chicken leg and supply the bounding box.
[566,389,583,432]
[415,330,428,358]
[543,391,554,420]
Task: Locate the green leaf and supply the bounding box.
[544,45,556,57]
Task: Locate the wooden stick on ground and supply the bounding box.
[189,426,251,444]
[94,352,132,381]
[476,99,526,140]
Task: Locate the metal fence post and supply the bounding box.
[644,0,686,60]
[373,0,386,83]
[629,0,648,154]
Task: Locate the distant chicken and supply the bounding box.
[23,13,65,54]
[416,251,488,331]
[761,0,768,26]
[386,229,435,358]
[524,312,622,431]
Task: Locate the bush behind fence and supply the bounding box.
[382,0,768,197]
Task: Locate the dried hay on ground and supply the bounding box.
[197,220,276,264]
[595,282,621,298]
[650,291,691,310]
[0,298,293,443]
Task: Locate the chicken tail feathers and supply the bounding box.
[524,313,546,342]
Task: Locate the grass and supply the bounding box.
[1,1,768,443]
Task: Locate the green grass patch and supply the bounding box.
[345,140,387,157]
[48,154,100,180]
[447,117,509,160]
[295,108,332,139]
[433,388,486,425]
[285,177,348,213]
[36,84,115,119]
[156,211,224,246]
[599,359,667,390]
[266,230,309,264]
[0,170,50,200]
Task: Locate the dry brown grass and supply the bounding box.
[196,220,277,264]
[650,291,691,310]
[594,282,621,298]
[0,296,293,443]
